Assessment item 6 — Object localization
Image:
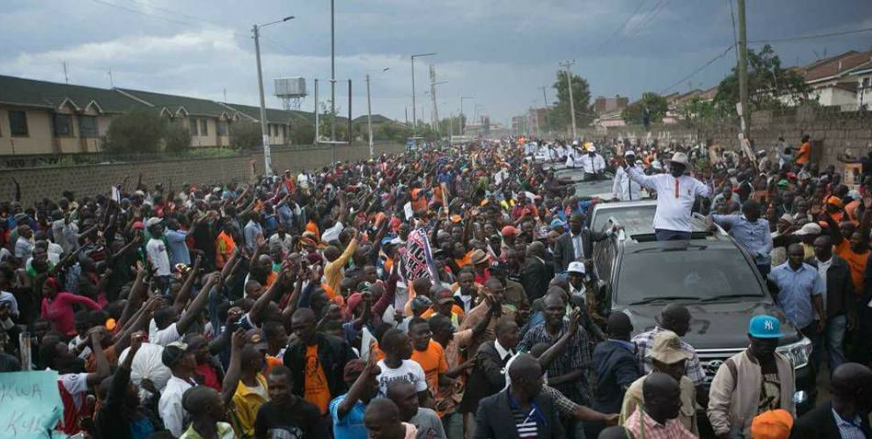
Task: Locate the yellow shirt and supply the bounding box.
[229,373,269,439]
[324,238,358,297]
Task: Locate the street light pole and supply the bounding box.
[252,15,294,177]
[560,59,577,140]
[410,52,436,133]
[366,74,373,159]
[330,0,336,142]
[460,96,473,136]
[737,0,751,140]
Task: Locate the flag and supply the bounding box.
[397,228,437,282]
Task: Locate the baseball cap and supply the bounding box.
[826,196,844,208]
[550,219,566,230]
[624,150,636,157]
[490,261,508,273]
[501,226,520,237]
[411,296,433,312]
[647,330,693,364]
[146,217,163,228]
[161,342,190,368]
[794,223,821,236]
[748,315,783,339]
[750,409,793,439]
[245,328,269,351]
[567,261,585,275]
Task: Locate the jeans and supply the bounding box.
[825,314,848,371]
[442,411,464,439]
[655,229,692,241]
[800,323,822,389]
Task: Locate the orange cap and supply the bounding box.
[750,409,793,439]
[827,196,844,208]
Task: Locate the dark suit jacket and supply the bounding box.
[552,230,608,273]
[790,401,872,439]
[474,389,565,439]
[460,340,512,414]
[807,255,855,318]
[521,257,553,303]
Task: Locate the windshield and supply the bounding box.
[616,248,764,304]
[592,205,656,234]
[573,179,615,198]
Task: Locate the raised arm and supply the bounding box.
[172,255,203,316]
[175,272,218,335]
[221,329,246,407]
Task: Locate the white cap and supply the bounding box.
[572,140,579,146]
[624,150,636,157]
[587,145,597,152]
[567,261,586,275]
[794,223,822,236]
[146,217,163,228]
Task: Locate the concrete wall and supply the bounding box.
[578,106,872,168]
[0,143,406,205]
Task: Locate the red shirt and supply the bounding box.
[195,362,222,391]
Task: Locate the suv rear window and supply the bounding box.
[615,248,764,304]
[592,205,656,234]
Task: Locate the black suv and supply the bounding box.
[591,221,816,414]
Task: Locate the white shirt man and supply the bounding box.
[578,148,606,175]
[146,237,171,277]
[626,152,712,237]
[612,164,643,201]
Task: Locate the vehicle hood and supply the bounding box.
[617,300,803,350]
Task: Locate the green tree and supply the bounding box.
[102,108,166,153]
[622,92,669,125]
[549,70,593,133]
[679,96,717,121]
[164,121,192,152]
[229,120,262,150]
[318,102,348,142]
[714,44,813,114]
[290,121,315,145]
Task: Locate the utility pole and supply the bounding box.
[366,74,373,159]
[460,96,473,136]
[330,0,336,142]
[737,0,751,140]
[252,16,294,177]
[253,24,272,177]
[560,60,577,140]
[429,64,440,137]
[411,53,436,133]
[539,85,550,137]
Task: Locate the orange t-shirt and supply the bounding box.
[796,142,811,164]
[410,340,448,394]
[421,306,465,321]
[264,355,282,375]
[303,345,331,414]
[835,239,870,294]
[306,221,321,242]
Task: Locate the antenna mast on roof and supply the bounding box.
[62,61,69,85]
[108,69,114,88]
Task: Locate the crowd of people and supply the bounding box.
[1,134,872,439]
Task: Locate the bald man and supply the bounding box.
[386,381,446,439]
[364,398,416,439]
[474,354,564,439]
[179,386,235,439]
[623,373,695,439]
[790,362,872,438]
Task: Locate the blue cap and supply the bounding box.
[748,315,783,339]
[550,219,566,229]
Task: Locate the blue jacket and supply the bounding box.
[592,339,640,414]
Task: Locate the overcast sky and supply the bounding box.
[2,0,871,125]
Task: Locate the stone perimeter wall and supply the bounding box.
[577,106,872,167]
[0,143,406,206]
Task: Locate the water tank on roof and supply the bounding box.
[274,77,307,98]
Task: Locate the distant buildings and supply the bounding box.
[594,95,629,114]
[794,50,872,108]
[0,74,390,156]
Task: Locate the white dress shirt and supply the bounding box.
[627,166,712,232]
[578,154,606,174]
[159,375,196,437]
[612,166,643,201]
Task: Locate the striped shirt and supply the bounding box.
[512,407,539,439]
[832,408,867,439]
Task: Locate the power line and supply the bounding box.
[624,0,673,39]
[659,44,735,94]
[749,26,872,44]
[594,0,650,53]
